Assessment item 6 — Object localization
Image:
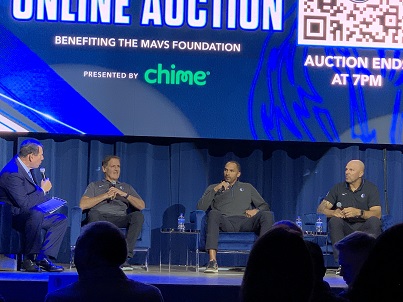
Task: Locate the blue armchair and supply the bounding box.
[70,207,151,271]
[0,202,22,270]
[189,210,272,272]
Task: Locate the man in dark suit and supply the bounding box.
[0,139,67,272]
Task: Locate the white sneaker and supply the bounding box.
[120,261,134,271]
[336,265,342,276]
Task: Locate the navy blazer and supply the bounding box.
[0,156,47,215]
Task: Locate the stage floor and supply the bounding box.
[0,265,347,302]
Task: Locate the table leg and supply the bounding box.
[168,232,172,272]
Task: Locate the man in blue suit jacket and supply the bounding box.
[0,139,67,272]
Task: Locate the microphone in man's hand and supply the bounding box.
[217,181,226,193]
[336,202,344,210]
[108,181,117,201]
[39,167,46,180]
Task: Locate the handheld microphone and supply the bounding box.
[336,202,344,210]
[108,181,117,201]
[218,181,229,193]
[39,167,46,180]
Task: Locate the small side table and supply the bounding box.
[159,228,200,272]
[304,231,329,265]
[303,231,329,254]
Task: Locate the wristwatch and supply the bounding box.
[360,209,364,217]
[125,193,130,199]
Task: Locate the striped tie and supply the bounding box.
[27,170,35,183]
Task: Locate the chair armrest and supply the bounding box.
[0,202,12,224]
[70,206,83,246]
[190,210,206,230]
[137,208,151,249]
[381,214,392,232]
[0,202,12,251]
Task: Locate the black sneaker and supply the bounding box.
[204,260,218,273]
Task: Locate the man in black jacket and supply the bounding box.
[197,161,274,273]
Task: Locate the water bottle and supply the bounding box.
[315,217,323,233]
[177,213,185,232]
[296,216,303,230]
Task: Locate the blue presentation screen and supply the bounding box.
[0,0,402,144]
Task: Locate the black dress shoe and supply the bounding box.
[21,259,41,272]
[36,258,64,272]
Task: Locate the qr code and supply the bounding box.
[298,0,403,48]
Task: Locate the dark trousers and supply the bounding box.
[13,209,68,259]
[205,209,274,250]
[88,210,144,258]
[329,216,382,262]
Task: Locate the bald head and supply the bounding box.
[348,160,365,172]
[345,160,365,186]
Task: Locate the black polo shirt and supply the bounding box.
[325,179,380,223]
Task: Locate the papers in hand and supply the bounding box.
[33,197,67,214]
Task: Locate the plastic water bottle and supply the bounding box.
[296,216,303,230]
[177,213,185,232]
[315,217,323,233]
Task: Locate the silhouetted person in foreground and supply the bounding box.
[45,221,163,302]
[240,227,314,302]
[349,223,403,302]
[305,241,347,302]
[271,219,303,237]
[335,231,376,299]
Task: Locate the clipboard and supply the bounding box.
[32,197,67,214]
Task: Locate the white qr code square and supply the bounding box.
[298,0,403,49]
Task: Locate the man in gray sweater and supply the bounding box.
[197,161,274,273]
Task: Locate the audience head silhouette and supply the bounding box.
[45,221,164,302]
[305,241,346,302]
[240,226,314,302]
[335,231,376,286]
[74,221,127,273]
[349,223,403,302]
[272,219,304,237]
[305,241,326,281]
